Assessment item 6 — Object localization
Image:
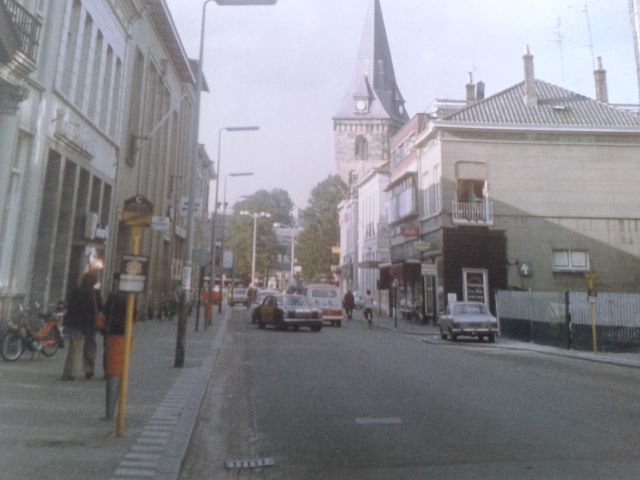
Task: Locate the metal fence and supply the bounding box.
[496,290,640,352]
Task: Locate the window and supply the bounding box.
[75,13,93,108]
[355,136,368,160]
[390,176,416,222]
[553,250,590,272]
[456,179,485,202]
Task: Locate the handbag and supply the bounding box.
[92,289,105,332]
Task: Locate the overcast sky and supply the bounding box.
[164,0,637,213]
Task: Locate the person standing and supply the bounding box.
[200,279,213,327]
[62,270,103,380]
[343,290,355,320]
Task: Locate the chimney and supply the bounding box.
[523,45,538,106]
[476,81,485,101]
[466,72,476,106]
[594,56,609,103]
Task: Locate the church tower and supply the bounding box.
[333,0,409,186]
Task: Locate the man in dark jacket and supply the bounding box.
[343,290,355,320]
[62,270,102,380]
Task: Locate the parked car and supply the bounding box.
[254,294,323,332]
[228,287,250,307]
[305,283,343,327]
[439,301,498,342]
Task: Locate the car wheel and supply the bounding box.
[310,325,322,332]
[488,333,496,343]
[258,320,265,329]
[292,326,300,331]
[449,329,457,342]
[337,320,342,327]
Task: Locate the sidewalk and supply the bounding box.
[0,309,229,480]
[362,310,640,369]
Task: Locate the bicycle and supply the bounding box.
[1,302,65,362]
[364,307,373,328]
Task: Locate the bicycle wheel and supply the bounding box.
[1,331,24,362]
[40,327,60,357]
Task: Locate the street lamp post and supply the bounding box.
[240,211,271,287]
[175,0,276,369]
[217,172,253,312]
[210,127,258,287]
[273,222,298,287]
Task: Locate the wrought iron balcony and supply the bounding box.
[452,199,493,225]
[1,0,41,63]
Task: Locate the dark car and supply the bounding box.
[254,294,323,332]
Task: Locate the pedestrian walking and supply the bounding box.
[363,289,374,328]
[200,279,213,327]
[62,270,103,380]
[343,290,355,320]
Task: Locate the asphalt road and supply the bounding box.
[180,307,640,480]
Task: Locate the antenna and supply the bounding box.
[581,2,596,71]
[553,17,565,83]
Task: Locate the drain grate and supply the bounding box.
[225,458,275,470]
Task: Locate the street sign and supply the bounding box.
[151,216,171,231]
[122,195,153,228]
[119,254,149,292]
[519,262,532,277]
[179,196,202,216]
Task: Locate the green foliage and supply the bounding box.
[296,175,347,283]
[226,189,294,286]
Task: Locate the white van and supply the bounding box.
[305,284,343,327]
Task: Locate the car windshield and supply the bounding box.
[282,295,308,307]
[453,303,489,315]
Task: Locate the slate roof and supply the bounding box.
[440,80,640,129]
[334,0,409,123]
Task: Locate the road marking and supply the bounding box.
[355,417,402,425]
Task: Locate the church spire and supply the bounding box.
[335,0,408,123]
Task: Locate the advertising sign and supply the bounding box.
[119,254,149,293]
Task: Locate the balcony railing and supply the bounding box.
[452,199,493,225]
[2,0,41,62]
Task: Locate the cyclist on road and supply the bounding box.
[363,290,374,328]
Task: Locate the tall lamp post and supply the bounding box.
[217,171,253,312]
[210,126,259,287]
[240,211,271,287]
[273,222,298,287]
[175,0,276,369]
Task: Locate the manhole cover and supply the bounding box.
[225,458,274,470]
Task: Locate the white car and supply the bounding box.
[439,302,498,343]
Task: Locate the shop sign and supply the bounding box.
[400,226,420,237]
[415,241,431,251]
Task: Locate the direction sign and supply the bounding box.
[519,262,532,277]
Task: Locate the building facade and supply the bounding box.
[414,52,640,319]
[0,0,209,317]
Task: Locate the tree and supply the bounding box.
[296,175,347,283]
[226,189,294,286]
